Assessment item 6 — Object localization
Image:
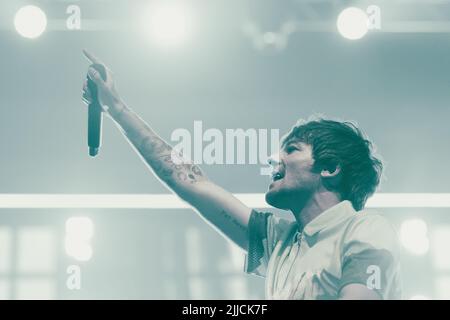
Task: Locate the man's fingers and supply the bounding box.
[83,79,88,91]
[82,49,104,66]
[82,80,92,103]
[82,84,91,97]
[88,67,106,87]
[82,89,92,104]
[82,92,92,104]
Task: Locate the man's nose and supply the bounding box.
[268,153,280,167]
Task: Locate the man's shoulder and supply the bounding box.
[344,209,400,253]
[350,208,395,232]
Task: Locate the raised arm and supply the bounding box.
[82,50,252,251]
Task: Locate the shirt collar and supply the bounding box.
[302,200,357,237]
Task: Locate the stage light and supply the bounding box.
[336,7,368,40]
[140,2,192,47]
[409,294,430,300]
[64,238,93,261]
[65,217,94,239]
[431,226,450,270]
[435,276,450,299]
[262,32,277,45]
[65,217,93,261]
[399,219,429,255]
[14,5,47,39]
[2,193,450,209]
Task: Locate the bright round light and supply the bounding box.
[263,32,277,45]
[400,219,430,255]
[66,217,94,240]
[140,3,192,47]
[14,5,47,39]
[65,236,93,261]
[336,7,368,40]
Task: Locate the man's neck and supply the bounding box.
[291,191,341,231]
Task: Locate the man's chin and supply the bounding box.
[265,189,290,210]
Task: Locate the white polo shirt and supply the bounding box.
[245,200,402,300]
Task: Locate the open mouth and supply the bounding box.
[271,171,284,182]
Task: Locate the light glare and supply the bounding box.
[399,219,429,255]
[409,295,430,300]
[14,5,47,39]
[65,236,93,261]
[140,3,192,47]
[65,217,94,261]
[65,217,94,239]
[337,7,368,40]
[431,227,450,270]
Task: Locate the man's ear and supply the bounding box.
[320,165,341,178]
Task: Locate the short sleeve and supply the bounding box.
[244,210,292,277]
[339,214,402,299]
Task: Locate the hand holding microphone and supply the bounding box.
[86,63,106,157]
[82,50,124,156]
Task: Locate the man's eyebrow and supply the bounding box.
[284,141,304,148]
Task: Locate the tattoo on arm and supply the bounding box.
[138,134,205,186]
[220,210,247,233]
[114,107,206,188]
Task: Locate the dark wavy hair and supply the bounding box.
[281,117,383,211]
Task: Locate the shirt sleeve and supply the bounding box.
[244,210,292,277]
[339,214,402,300]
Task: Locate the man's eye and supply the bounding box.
[286,146,297,153]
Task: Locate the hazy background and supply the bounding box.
[0,0,449,299]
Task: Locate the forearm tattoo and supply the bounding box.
[115,107,205,188]
[220,210,246,233]
[138,134,205,187]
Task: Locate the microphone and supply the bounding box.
[86,64,107,157]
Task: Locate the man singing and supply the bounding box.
[81,50,401,300]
